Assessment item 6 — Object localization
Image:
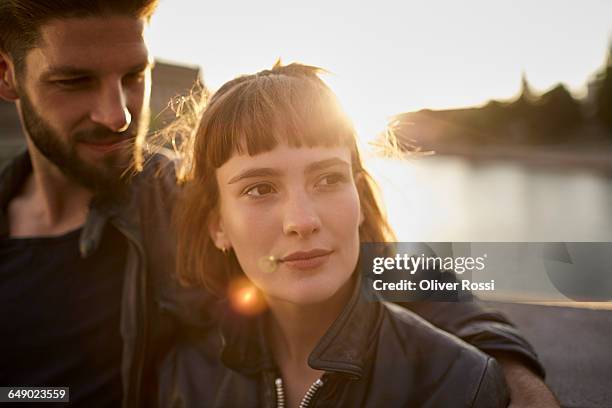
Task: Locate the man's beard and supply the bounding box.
[19,91,149,197]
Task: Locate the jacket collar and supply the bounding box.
[220,275,384,380]
[0,151,136,257]
[0,151,30,238]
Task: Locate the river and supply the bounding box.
[367,154,612,242]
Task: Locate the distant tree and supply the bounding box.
[505,78,539,144]
[527,84,582,143]
[519,72,536,103]
[595,45,612,131]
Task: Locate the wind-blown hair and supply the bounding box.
[169,62,395,295]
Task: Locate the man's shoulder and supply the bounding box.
[133,153,179,190]
[127,153,181,213]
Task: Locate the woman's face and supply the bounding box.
[211,144,363,305]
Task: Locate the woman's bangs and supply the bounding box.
[210,76,357,165]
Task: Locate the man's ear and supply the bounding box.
[208,210,232,251]
[0,52,19,101]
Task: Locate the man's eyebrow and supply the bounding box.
[40,66,95,80]
[40,61,153,80]
[228,168,280,184]
[128,60,155,73]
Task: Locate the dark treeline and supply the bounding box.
[392,46,612,149]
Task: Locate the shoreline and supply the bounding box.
[419,143,612,175]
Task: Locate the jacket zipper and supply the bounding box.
[274,377,325,408]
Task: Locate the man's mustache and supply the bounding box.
[73,126,137,143]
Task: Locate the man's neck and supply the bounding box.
[7,146,93,238]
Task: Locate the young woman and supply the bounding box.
[159,62,509,407]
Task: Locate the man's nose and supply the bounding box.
[90,81,131,132]
[282,193,322,238]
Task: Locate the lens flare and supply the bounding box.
[227,277,267,315]
[241,290,253,303]
[258,255,279,273]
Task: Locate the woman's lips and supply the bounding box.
[280,249,333,270]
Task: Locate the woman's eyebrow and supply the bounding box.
[305,158,350,174]
[227,168,280,184]
[227,158,350,184]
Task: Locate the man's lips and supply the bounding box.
[79,138,133,153]
[280,249,333,270]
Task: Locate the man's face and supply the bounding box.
[15,16,152,193]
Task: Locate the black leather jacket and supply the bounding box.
[1,152,540,407]
[0,153,216,406]
[159,277,510,407]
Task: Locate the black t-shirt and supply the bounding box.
[0,224,126,407]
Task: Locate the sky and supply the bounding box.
[147,0,612,140]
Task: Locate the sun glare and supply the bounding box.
[227,278,267,316]
[325,76,396,146]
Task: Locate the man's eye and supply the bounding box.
[124,71,146,84]
[54,77,91,87]
[245,184,275,197]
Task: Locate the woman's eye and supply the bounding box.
[317,173,347,187]
[245,184,275,197]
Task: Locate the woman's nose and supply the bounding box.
[282,194,321,238]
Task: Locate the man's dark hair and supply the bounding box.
[0,0,159,71]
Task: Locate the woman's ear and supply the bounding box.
[208,210,232,251]
[0,52,19,101]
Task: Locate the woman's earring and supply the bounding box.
[221,246,229,255]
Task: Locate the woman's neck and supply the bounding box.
[265,275,355,368]
[264,276,355,407]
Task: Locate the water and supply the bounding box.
[367,155,612,242]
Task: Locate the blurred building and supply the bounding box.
[149,59,203,131]
[0,60,202,169]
